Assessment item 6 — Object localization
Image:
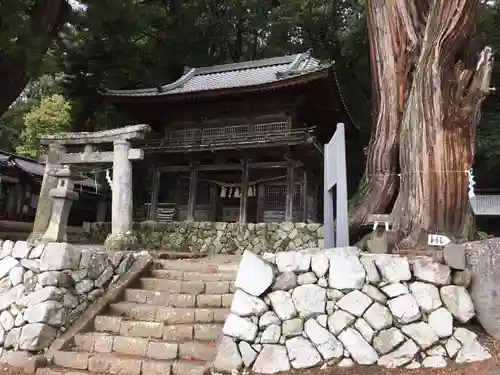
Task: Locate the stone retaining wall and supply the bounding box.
[213,248,491,373]
[81,221,324,253]
[0,239,149,355]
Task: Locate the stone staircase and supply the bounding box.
[37,254,240,375]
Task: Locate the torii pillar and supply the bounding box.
[33,124,151,250]
[104,139,136,250]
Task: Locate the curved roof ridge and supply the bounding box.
[102,51,323,97]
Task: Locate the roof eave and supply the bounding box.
[102,66,333,102]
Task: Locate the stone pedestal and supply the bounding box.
[42,166,79,242]
[104,139,137,250]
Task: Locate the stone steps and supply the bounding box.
[92,316,223,341]
[140,277,235,294]
[37,255,239,375]
[152,259,236,273]
[109,302,230,324]
[44,353,207,375]
[124,288,233,308]
[72,332,216,361]
[149,269,236,281]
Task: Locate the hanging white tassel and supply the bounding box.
[220,186,226,198]
[106,169,113,191]
[235,188,240,198]
[467,168,476,198]
[248,185,252,197]
[228,187,233,198]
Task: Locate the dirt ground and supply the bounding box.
[0,364,27,375]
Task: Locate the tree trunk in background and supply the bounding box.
[0,0,70,116]
[349,0,423,228]
[350,0,494,248]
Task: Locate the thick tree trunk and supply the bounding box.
[0,0,70,115]
[349,0,427,228]
[351,0,493,249]
[394,1,493,247]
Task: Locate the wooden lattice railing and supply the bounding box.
[142,124,314,151]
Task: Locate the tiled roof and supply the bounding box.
[103,51,327,98]
[0,151,100,191]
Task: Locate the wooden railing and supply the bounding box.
[141,127,315,151]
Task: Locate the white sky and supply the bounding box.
[68,0,86,10]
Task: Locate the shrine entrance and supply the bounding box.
[31,124,150,250]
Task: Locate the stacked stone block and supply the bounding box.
[0,239,143,357]
[213,248,491,373]
[82,222,324,253]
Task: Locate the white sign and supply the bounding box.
[428,234,451,246]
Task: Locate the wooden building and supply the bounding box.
[102,51,362,223]
[0,151,109,226]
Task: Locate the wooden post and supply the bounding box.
[302,169,308,222]
[285,162,295,222]
[148,166,160,221]
[187,167,198,222]
[239,159,249,223]
[211,183,219,221]
[96,200,107,222]
[174,178,182,221]
[257,184,265,222]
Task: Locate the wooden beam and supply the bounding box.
[302,170,308,222]
[187,167,198,222]
[285,163,295,222]
[158,160,303,173]
[239,159,249,223]
[148,166,160,220]
[0,174,19,184]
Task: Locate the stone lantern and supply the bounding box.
[42,166,79,242]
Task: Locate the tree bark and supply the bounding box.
[349,0,428,228]
[351,0,493,249]
[0,0,70,116]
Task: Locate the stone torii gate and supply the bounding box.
[31,124,151,250]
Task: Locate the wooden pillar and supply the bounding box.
[96,200,107,222]
[211,183,219,221]
[148,166,160,221]
[239,159,249,223]
[285,162,295,222]
[302,169,308,222]
[174,178,182,221]
[187,167,198,222]
[257,184,265,222]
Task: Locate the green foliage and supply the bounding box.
[0,74,64,152]
[55,0,371,132]
[1,0,498,190]
[15,94,71,159]
[474,0,500,187]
